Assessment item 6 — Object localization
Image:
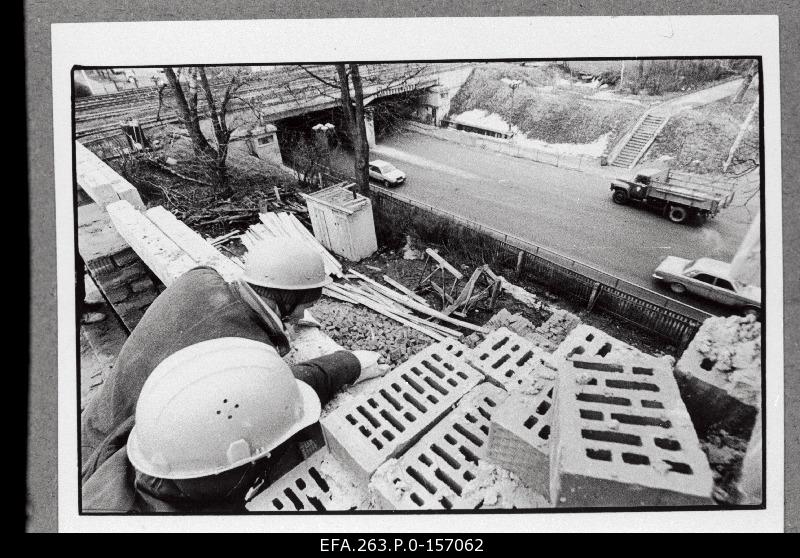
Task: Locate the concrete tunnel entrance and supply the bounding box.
[274,89,428,166]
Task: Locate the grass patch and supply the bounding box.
[450,63,645,146]
[643,85,760,174]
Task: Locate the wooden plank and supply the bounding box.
[442,266,484,315]
[258,212,342,277]
[348,269,488,334]
[280,212,343,275]
[429,281,454,305]
[382,275,429,306]
[425,248,463,280]
[342,282,462,338]
[145,206,243,281]
[325,284,444,341]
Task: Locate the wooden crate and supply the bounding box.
[302,185,377,261]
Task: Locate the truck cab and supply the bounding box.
[610,168,668,203]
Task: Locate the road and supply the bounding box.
[329,132,759,316]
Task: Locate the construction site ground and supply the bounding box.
[79,232,751,505]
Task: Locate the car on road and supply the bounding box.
[369,159,406,186]
[652,256,761,314]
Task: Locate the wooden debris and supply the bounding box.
[240,211,343,278]
[415,248,464,310]
[208,230,239,246]
[382,275,428,305]
[349,269,488,334]
[425,248,463,280]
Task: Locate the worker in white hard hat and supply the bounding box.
[81,238,387,512]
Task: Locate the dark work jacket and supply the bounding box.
[80,266,360,513]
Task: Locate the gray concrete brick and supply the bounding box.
[468,327,553,392]
[371,383,518,510]
[130,276,154,293]
[548,323,657,367]
[550,356,714,507]
[674,315,760,434]
[486,386,555,499]
[111,247,140,268]
[246,448,369,511]
[104,284,131,303]
[321,339,484,484]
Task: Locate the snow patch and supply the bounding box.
[451,109,610,157]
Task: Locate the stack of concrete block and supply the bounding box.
[246,447,369,511]
[550,357,714,507]
[485,386,555,499]
[321,339,484,483]
[371,383,530,510]
[674,314,761,434]
[79,200,164,331]
[468,327,553,392]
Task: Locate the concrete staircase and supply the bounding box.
[609,113,668,169]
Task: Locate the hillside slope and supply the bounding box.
[449,63,646,148]
[642,84,760,174]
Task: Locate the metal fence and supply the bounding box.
[300,165,711,348]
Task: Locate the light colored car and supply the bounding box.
[652,256,761,313]
[368,159,406,186]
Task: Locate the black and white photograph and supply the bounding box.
[46,15,784,532]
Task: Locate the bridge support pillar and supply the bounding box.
[246,123,283,165]
[419,85,450,126]
[364,108,376,148]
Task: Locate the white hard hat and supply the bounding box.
[127,337,321,480]
[243,238,331,290]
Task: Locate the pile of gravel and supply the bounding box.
[312,297,438,367]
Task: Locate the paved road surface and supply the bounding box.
[330,132,759,316]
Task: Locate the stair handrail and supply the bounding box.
[607,110,651,165]
[627,114,671,168]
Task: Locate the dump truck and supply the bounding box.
[610,168,735,224]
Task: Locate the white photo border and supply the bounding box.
[53,15,783,532]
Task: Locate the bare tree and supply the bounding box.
[294,63,432,197]
[163,66,245,197]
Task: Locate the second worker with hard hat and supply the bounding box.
[81,238,388,513]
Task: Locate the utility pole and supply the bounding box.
[507,79,522,134]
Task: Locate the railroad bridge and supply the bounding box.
[74,63,475,159]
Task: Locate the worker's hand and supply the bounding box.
[352,350,390,382]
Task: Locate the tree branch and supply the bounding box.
[298,64,340,89]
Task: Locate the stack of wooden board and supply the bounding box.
[322,269,489,341]
[240,211,343,278]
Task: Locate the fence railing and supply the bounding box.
[405,122,601,172]
[295,164,711,347]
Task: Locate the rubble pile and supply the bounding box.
[464,306,581,353]
[312,298,437,367]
